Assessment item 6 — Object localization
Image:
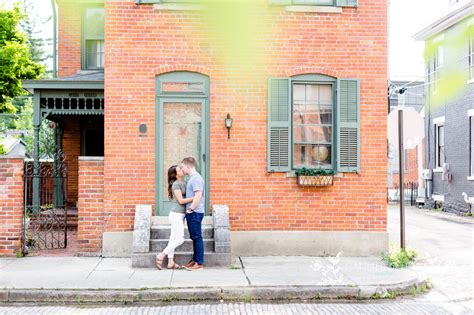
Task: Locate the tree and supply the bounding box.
[0,4,43,114]
[0,3,44,154]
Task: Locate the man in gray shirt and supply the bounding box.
[181,156,205,270]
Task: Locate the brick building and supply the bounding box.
[18,0,388,259]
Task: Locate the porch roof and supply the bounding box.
[23,71,104,92]
[23,72,105,118]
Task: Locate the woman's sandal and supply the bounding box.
[155,254,165,270]
[167,263,183,270]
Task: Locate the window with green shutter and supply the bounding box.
[268,78,291,172]
[83,7,105,70]
[336,79,360,173]
[268,75,360,174]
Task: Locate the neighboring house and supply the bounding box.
[0,135,27,157]
[387,80,425,192]
[22,0,388,258]
[414,0,474,214]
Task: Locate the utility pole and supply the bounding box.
[397,87,407,251]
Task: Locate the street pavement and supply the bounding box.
[387,205,474,305]
[0,301,469,315]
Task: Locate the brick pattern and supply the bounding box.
[57,0,388,233]
[390,146,422,188]
[0,158,24,256]
[57,0,82,77]
[62,117,80,205]
[77,159,104,253]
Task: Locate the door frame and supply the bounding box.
[155,72,210,216]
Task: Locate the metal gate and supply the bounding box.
[22,153,68,254]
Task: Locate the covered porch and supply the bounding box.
[22,72,104,254]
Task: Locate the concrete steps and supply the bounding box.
[150,239,214,252]
[151,225,214,239]
[132,211,231,268]
[132,251,232,268]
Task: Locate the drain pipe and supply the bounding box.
[51,0,57,78]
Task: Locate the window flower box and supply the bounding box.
[295,168,335,187]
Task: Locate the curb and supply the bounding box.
[0,278,429,304]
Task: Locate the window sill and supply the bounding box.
[468,79,474,85]
[285,5,342,13]
[285,171,343,178]
[467,176,474,181]
[433,168,443,173]
[154,3,203,11]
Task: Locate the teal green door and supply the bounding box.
[156,98,208,216]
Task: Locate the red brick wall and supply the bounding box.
[57,0,81,77]
[58,1,388,233]
[0,157,24,256]
[62,116,80,205]
[77,158,104,253]
[390,143,425,188]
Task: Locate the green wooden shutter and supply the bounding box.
[336,79,360,173]
[336,0,358,7]
[269,0,292,5]
[268,78,291,172]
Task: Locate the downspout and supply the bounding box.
[51,0,57,78]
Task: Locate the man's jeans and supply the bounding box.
[185,211,204,265]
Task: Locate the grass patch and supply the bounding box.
[381,246,417,268]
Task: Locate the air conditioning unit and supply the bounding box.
[422,169,432,180]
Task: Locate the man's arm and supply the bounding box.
[188,191,202,212]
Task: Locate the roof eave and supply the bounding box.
[413,1,473,41]
[22,80,104,92]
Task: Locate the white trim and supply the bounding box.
[432,194,445,202]
[468,79,474,85]
[285,5,342,13]
[78,156,104,161]
[433,168,444,173]
[467,176,474,181]
[433,116,446,125]
[468,109,474,117]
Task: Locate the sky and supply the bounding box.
[1,0,453,80]
[389,0,449,81]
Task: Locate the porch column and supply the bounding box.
[53,122,64,207]
[32,93,41,213]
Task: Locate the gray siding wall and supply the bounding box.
[425,18,474,214]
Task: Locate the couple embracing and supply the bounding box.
[155,157,205,271]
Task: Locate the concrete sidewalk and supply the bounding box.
[0,256,428,303]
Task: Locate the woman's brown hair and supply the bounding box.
[167,165,178,200]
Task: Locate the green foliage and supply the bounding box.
[0,142,6,155]
[0,3,44,114]
[295,168,336,176]
[382,247,417,268]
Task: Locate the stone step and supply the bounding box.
[132,251,232,268]
[151,225,214,239]
[150,239,214,252]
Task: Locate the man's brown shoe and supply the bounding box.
[184,260,195,268]
[185,263,203,271]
